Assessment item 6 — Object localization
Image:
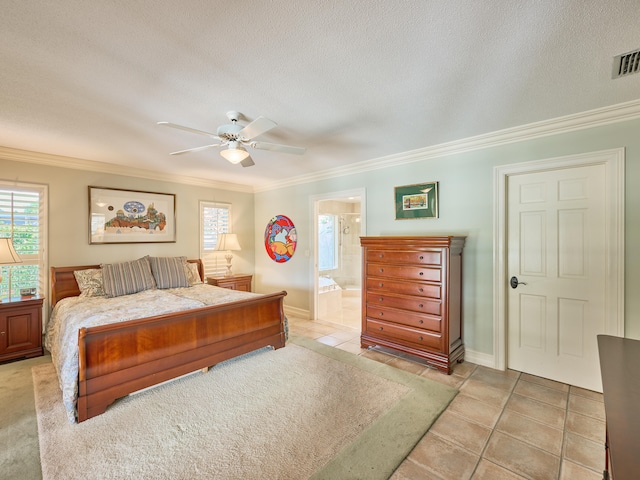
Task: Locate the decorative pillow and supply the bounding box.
[184,261,203,285]
[101,256,157,298]
[74,269,105,297]
[149,256,190,289]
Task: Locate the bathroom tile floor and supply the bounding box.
[288,313,606,480]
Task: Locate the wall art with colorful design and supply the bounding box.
[264,215,297,263]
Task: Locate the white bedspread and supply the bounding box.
[44,285,269,423]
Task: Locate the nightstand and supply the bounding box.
[206,274,253,292]
[0,296,44,363]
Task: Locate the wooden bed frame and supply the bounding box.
[50,260,287,423]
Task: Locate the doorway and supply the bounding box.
[312,189,365,329]
[494,149,624,392]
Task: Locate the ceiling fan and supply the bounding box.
[158,111,306,167]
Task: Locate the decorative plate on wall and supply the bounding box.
[264,215,297,263]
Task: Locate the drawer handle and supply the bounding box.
[379,297,384,302]
[419,336,423,341]
[379,326,384,331]
[379,312,384,316]
[379,268,384,273]
[379,282,384,287]
[419,272,424,276]
[419,320,423,324]
[0,331,4,335]
[419,287,424,292]
[379,254,384,258]
[419,255,424,260]
[418,304,424,308]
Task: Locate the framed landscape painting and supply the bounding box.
[394,182,439,220]
[89,186,177,244]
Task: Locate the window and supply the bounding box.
[199,201,231,277]
[0,182,48,301]
[318,214,338,271]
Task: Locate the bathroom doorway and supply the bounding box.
[313,189,365,329]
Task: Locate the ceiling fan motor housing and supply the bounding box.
[216,122,243,141]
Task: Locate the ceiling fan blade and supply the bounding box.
[250,141,306,155]
[170,144,220,155]
[240,156,255,168]
[238,116,277,140]
[158,122,221,140]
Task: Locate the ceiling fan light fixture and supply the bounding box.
[160,111,305,166]
[220,142,250,164]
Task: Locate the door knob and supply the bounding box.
[510,276,527,289]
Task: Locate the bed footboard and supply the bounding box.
[76,291,286,422]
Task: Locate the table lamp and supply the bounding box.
[0,238,22,299]
[215,233,241,277]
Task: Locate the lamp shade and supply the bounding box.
[215,233,241,251]
[0,238,22,265]
[220,142,250,164]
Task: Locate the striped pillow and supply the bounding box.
[101,256,157,298]
[149,256,190,289]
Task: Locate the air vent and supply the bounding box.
[612,49,640,79]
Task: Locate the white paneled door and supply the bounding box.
[507,164,607,392]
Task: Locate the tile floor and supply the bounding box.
[289,303,606,480]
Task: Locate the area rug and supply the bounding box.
[33,335,457,480]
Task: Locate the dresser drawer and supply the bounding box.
[366,278,441,299]
[366,305,441,332]
[367,249,443,266]
[366,292,441,316]
[367,264,441,282]
[366,318,442,350]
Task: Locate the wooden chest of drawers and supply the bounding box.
[206,274,252,292]
[360,236,465,374]
[0,296,44,363]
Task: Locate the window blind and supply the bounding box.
[0,183,47,302]
[199,201,231,277]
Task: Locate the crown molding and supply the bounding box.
[254,98,640,192]
[0,146,254,193]
[3,99,640,194]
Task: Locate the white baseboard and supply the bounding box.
[464,349,496,370]
[283,305,310,320]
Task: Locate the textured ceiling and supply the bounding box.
[1,1,639,189]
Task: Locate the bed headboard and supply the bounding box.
[50,259,205,307]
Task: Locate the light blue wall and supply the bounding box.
[254,118,640,355]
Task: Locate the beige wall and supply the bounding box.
[0,158,255,313]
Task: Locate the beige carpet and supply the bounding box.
[33,336,457,480]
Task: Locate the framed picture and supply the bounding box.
[394,182,439,220]
[89,186,176,244]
